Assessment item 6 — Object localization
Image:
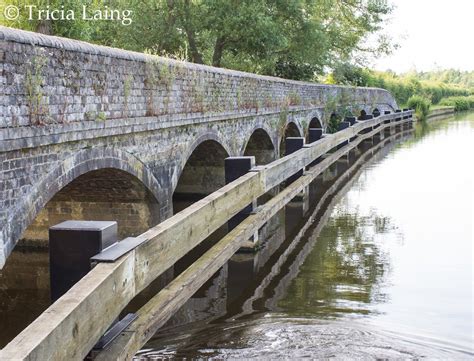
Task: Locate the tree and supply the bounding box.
[2,0,396,80]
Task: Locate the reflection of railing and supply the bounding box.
[0,111,414,360]
[263,130,413,312]
[225,128,414,319]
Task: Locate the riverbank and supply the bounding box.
[426,106,455,120]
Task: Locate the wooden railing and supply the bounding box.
[0,110,414,360]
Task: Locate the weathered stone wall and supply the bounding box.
[0,26,397,129]
[0,26,399,267]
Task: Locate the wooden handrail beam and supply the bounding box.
[0,111,414,360]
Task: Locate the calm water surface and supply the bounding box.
[136,113,473,358]
[0,114,472,358]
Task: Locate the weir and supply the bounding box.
[0,109,414,359]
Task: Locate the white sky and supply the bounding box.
[372,0,474,73]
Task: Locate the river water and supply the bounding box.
[135,113,473,358]
[0,113,472,358]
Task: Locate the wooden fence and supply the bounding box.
[0,110,413,360]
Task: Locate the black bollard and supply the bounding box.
[285,137,305,184]
[344,117,357,141]
[345,116,357,125]
[225,156,256,232]
[359,114,374,133]
[49,220,117,302]
[383,110,391,123]
[337,121,351,149]
[308,128,323,143]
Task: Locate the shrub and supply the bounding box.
[407,95,431,120]
[439,96,474,111]
[327,113,342,134]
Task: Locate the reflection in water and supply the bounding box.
[277,206,396,318]
[137,113,473,358]
[1,114,472,358]
[0,249,50,348]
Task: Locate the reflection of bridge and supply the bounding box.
[0,27,413,359]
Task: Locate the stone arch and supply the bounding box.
[307,116,324,142]
[372,108,381,117]
[279,121,302,156]
[173,133,232,190]
[308,109,324,127]
[308,117,323,129]
[2,148,162,262]
[242,128,277,165]
[173,137,231,212]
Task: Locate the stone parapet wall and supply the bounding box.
[0,26,397,130]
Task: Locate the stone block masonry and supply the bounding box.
[0,26,399,267]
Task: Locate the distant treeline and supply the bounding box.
[413,69,474,89]
[326,64,473,106]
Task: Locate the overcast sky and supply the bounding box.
[372,0,474,73]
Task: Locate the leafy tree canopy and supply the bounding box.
[2,0,395,80]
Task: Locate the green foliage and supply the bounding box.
[1,0,125,41]
[287,91,302,106]
[2,0,395,81]
[323,93,357,133]
[407,95,431,120]
[409,69,474,89]
[439,96,474,111]
[97,112,107,121]
[327,64,472,106]
[278,105,289,135]
[25,53,47,125]
[326,63,371,86]
[327,113,342,134]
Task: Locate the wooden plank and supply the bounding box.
[94,211,261,360]
[0,172,263,360]
[259,113,398,190]
[0,112,412,360]
[132,171,263,291]
[0,255,136,360]
[93,118,413,360]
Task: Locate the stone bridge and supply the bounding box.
[0,26,398,267]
